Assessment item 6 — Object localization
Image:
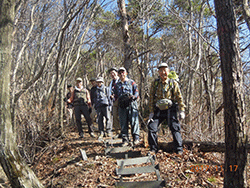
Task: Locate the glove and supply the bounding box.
[179,111,185,120]
[147,113,154,124]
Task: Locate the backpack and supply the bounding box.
[118,93,132,108]
[117,79,135,108]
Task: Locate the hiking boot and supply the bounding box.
[176,150,183,155]
[107,132,113,137]
[98,131,104,139]
[133,139,140,145]
[89,132,96,138]
[79,132,84,139]
[121,136,129,146]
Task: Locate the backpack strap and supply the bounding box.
[169,78,175,101]
[153,78,175,99]
[153,78,160,97]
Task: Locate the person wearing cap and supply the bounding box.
[113,67,140,146]
[89,77,97,121]
[89,77,97,105]
[148,63,185,154]
[68,77,96,138]
[64,84,74,109]
[92,77,112,139]
[108,67,121,138]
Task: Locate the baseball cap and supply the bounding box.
[158,63,169,69]
[108,67,118,73]
[76,77,83,82]
[118,67,126,73]
[96,77,104,82]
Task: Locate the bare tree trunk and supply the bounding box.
[214,0,247,187]
[0,1,44,187]
[185,0,194,125]
[117,0,133,73]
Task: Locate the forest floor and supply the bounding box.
[1,122,250,188]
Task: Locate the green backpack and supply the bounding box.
[168,71,179,80]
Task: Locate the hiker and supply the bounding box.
[93,77,112,139]
[113,67,140,146]
[148,63,185,154]
[64,84,74,125]
[108,67,121,138]
[68,77,96,138]
[89,77,97,121]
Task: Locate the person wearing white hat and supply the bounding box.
[68,77,96,138]
[92,77,112,139]
[113,67,140,146]
[148,62,185,154]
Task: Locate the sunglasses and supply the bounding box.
[118,71,125,74]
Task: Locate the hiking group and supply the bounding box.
[65,63,185,154]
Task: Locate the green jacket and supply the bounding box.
[149,78,185,112]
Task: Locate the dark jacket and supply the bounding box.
[90,86,97,106]
[93,84,110,109]
[65,92,74,108]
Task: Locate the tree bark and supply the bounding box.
[214,0,247,187]
[0,1,44,187]
[117,0,133,73]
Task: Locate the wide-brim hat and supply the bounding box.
[90,77,96,81]
[96,77,104,82]
[158,63,169,69]
[76,77,83,82]
[118,67,126,73]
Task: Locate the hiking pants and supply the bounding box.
[74,104,93,135]
[112,100,120,134]
[148,106,182,152]
[119,101,140,142]
[96,106,112,133]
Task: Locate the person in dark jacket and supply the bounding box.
[65,84,74,108]
[68,77,96,138]
[89,78,97,121]
[90,77,97,105]
[93,77,112,139]
[64,84,74,125]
